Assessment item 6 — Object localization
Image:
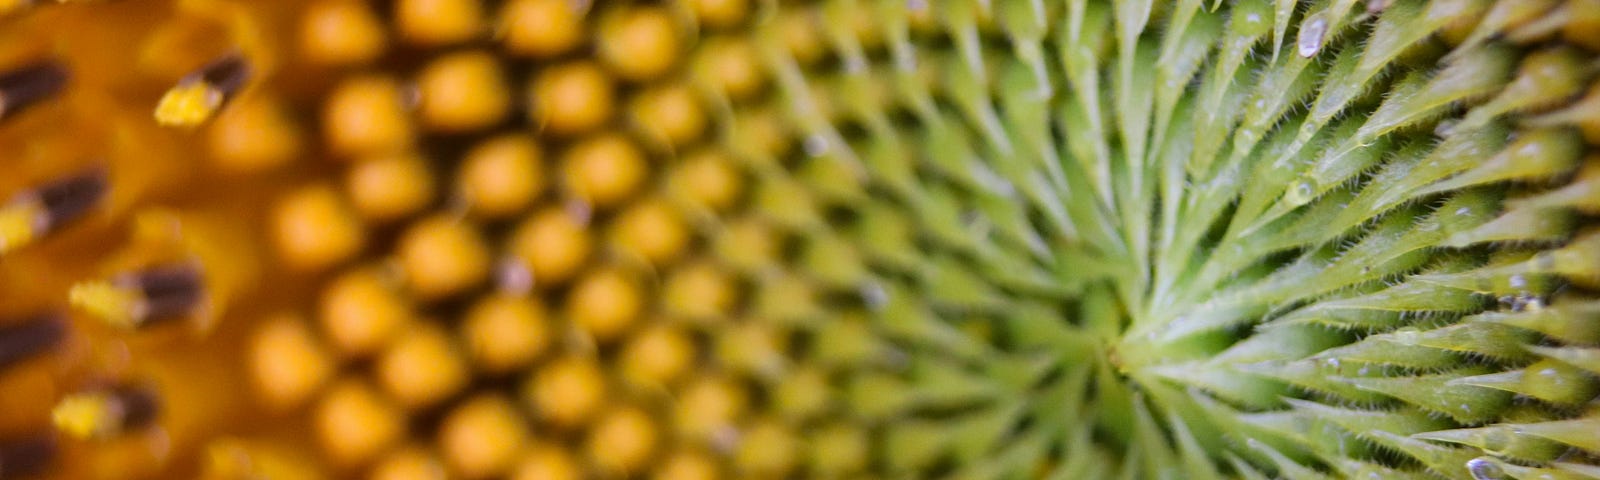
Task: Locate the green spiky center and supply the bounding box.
[732,0,1600,478]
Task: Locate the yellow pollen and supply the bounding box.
[69,281,146,329]
[154,81,225,127]
[51,392,121,439]
[0,201,43,254]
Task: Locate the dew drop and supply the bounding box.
[959,209,982,227]
[1480,426,1512,452]
[882,346,910,371]
[1524,296,1545,312]
[1509,275,1527,288]
[399,83,422,109]
[843,56,867,74]
[711,425,741,453]
[1239,128,1259,143]
[563,198,593,225]
[803,134,830,157]
[1391,327,1421,345]
[1465,457,1504,480]
[1435,119,1459,137]
[1476,276,1495,292]
[895,47,918,72]
[860,281,889,310]
[1517,142,1542,157]
[1536,252,1557,271]
[969,163,1017,196]
[495,257,534,295]
[1504,292,1545,313]
[1297,17,1327,58]
[1283,179,1317,206]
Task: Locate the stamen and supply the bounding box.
[0,168,109,254]
[51,384,160,440]
[0,433,57,477]
[0,313,66,371]
[0,60,68,122]
[70,263,205,329]
[154,53,252,127]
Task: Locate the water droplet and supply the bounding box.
[860,282,889,310]
[399,84,422,108]
[1481,426,1512,452]
[564,198,593,225]
[1324,358,1341,368]
[1297,17,1327,58]
[803,134,829,157]
[895,47,918,72]
[1465,457,1504,480]
[711,425,741,453]
[969,163,1016,196]
[1435,119,1459,137]
[1283,179,1317,206]
[883,346,910,370]
[495,257,534,294]
[1524,296,1545,312]
[1239,128,1259,143]
[959,209,982,227]
[1517,142,1542,157]
[1509,275,1527,288]
[1391,327,1421,345]
[843,56,867,74]
[1504,292,1545,313]
[1455,207,1471,215]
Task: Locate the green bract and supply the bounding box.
[728,0,1600,477]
